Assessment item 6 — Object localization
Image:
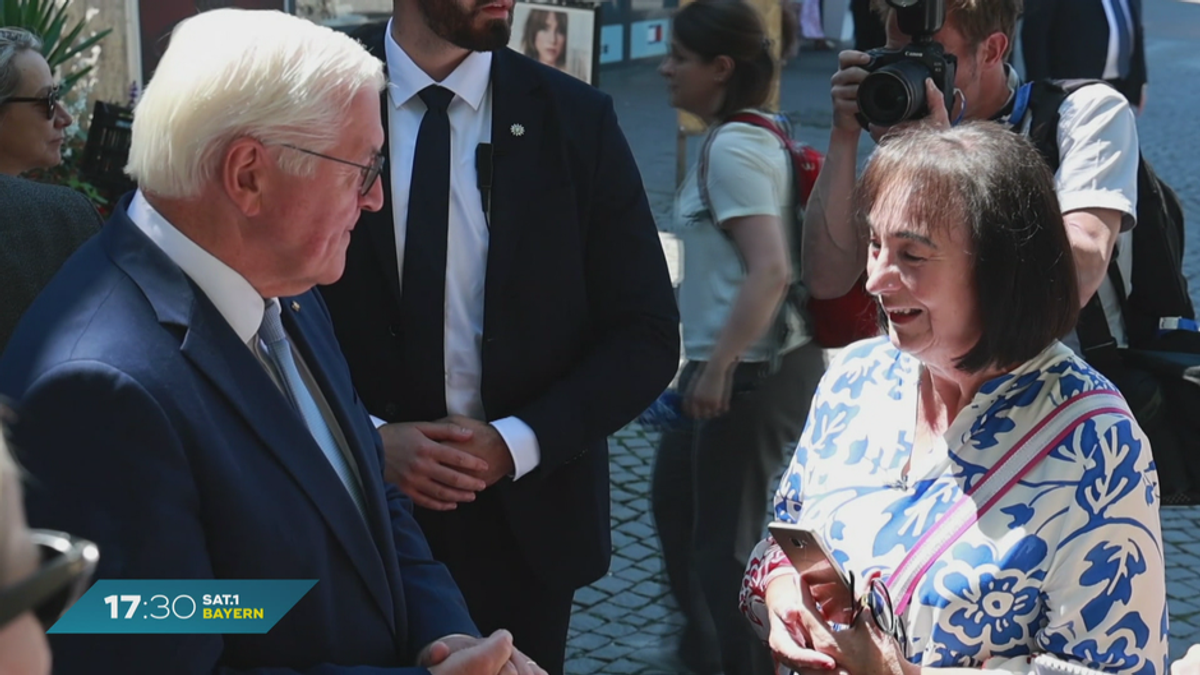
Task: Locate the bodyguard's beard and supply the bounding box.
[416,0,512,51]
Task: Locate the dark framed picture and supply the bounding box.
[509,2,601,86]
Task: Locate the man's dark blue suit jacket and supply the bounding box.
[0,199,477,674]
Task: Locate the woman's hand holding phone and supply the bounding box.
[763,572,845,673]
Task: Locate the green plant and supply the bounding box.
[1,0,112,94]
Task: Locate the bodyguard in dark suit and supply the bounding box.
[0,175,100,354]
[0,9,535,674]
[1022,0,1147,109]
[318,2,680,672]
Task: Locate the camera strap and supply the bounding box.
[1005,82,1035,128]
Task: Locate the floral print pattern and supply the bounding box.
[740,339,1167,674]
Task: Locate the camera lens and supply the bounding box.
[857,60,932,126]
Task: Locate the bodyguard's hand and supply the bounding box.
[421,633,548,675]
[831,50,873,133]
[441,415,515,487]
[423,631,519,675]
[378,421,488,511]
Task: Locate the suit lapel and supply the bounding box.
[486,49,550,303]
[105,209,397,631]
[278,295,402,634]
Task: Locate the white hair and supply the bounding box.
[126,9,384,198]
[0,28,43,104]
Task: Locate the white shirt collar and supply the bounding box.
[127,190,268,346]
[383,17,492,112]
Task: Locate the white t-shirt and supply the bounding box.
[671,118,810,362]
[1036,83,1140,349]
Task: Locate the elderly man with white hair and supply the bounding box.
[0,9,542,675]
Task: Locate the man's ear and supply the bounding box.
[223,138,269,217]
[980,31,1010,68]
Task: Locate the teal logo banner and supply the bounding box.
[48,580,317,634]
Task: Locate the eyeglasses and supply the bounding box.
[0,529,99,630]
[848,571,909,658]
[279,143,386,196]
[5,85,61,121]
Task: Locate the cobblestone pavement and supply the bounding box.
[568,1,1200,672]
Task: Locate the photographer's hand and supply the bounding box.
[831,50,872,133]
[923,77,953,128]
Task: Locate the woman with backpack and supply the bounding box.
[650,2,828,673]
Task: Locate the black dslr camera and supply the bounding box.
[857,0,957,127]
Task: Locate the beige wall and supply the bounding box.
[58,0,134,124]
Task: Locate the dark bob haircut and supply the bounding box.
[854,121,1079,373]
[671,0,796,121]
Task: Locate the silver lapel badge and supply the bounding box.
[510,123,526,137]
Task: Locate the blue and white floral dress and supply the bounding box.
[740,338,1167,674]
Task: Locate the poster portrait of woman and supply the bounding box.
[522,9,569,70]
[510,2,599,85]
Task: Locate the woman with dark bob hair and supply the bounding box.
[740,122,1167,674]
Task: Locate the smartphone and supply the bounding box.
[768,522,856,621]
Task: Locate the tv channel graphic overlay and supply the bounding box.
[48,580,317,634]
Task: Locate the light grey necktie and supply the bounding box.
[259,300,366,520]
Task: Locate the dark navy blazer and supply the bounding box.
[0,199,476,674]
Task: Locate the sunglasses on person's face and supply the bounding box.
[0,529,99,630]
[5,85,62,121]
[847,570,909,659]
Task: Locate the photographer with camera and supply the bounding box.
[803,0,1138,361]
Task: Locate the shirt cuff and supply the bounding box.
[490,416,541,481]
[370,414,387,429]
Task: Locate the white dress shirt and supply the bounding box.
[384,22,541,480]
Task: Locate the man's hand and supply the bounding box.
[442,415,515,487]
[866,78,953,142]
[922,77,953,128]
[831,50,872,133]
[420,632,548,675]
[378,421,488,511]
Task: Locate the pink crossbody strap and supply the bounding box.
[886,389,1127,616]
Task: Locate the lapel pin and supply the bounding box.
[291,301,301,312]
[510,123,525,137]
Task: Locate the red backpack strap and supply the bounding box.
[725,113,822,206]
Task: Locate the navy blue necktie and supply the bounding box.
[1111,0,1134,79]
[399,85,454,420]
